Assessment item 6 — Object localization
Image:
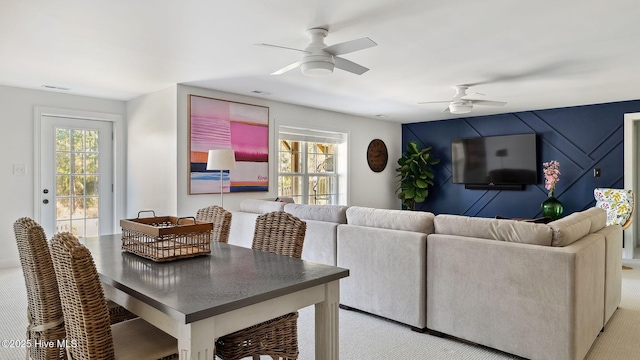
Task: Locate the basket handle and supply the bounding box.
[137,210,156,218]
[176,216,196,225]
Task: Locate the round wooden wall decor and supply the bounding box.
[367,139,388,172]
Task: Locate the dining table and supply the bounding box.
[82,234,349,360]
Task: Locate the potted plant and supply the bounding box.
[396,141,440,210]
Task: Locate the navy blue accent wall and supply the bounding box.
[402,100,640,218]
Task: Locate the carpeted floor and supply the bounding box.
[3,260,640,360]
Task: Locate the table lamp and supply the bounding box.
[206,149,236,208]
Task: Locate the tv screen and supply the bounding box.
[451,134,537,185]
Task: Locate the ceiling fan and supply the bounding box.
[256,28,377,76]
[419,85,507,114]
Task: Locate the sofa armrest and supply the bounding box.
[337,224,427,328]
[302,220,339,266]
[228,211,260,248]
[427,234,604,360]
[595,224,623,326]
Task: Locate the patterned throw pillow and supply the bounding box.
[594,188,634,226]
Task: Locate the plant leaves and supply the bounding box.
[407,141,419,154]
[404,188,416,198]
[397,141,439,207]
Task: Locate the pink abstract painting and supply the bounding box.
[189,95,269,194]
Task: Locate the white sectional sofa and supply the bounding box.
[426,208,620,360]
[226,200,622,360]
[227,199,289,249]
[228,199,347,266]
[337,206,434,329]
[282,203,348,265]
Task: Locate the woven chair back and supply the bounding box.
[196,205,232,243]
[252,211,306,259]
[50,232,116,360]
[216,211,306,360]
[13,217,67,360]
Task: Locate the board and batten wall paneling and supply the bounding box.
[402,100,640,218]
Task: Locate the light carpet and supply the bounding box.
[3,260,640,360]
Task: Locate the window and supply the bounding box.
[278,126,347,205]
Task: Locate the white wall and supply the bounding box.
[0,85,125,268]
[126,85,178,217]
[175,85,402,217]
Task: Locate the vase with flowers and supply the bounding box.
[541,160,563,219]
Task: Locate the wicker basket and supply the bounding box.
[121,211,213,262]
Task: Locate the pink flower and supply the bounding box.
[543,160,560,191]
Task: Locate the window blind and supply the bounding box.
[278,126,346,144]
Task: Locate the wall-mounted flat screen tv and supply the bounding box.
[451,133,537,188]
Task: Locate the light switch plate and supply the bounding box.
[13,164,26,176]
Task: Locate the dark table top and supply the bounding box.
[82,235,349,324]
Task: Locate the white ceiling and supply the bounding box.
[2,0,640,123]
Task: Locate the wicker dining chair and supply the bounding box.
[14,218,137,328]
[49,231,178,360]
[196,205,232,243]
[13,217,67,360]
[215,211,307,360]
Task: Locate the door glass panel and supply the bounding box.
[72,198,84,219]
[73,153,85,174]
[86,175,99,196]
[56,175,70,196]
[56,128,70,151]
[86,130,98,151]
[86,197,99,218]
[72,130,84,151]
[72,175,85,196]
[55,127,101,238]
[56,198,71,220]
[56,220,71,234]
[86,154,98,173]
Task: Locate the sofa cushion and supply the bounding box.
[345,206,434,234]
[239,199,286,214]
[434,215,553,246]
[284,204,348,224]
[548,207,607,247]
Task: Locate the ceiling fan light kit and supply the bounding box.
[449,102,473,114]
[300,55,335,76]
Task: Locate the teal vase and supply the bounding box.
[541,190,563,220]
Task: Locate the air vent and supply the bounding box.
[251,90,272,95]
[42,85,70,91]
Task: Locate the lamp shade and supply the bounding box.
[206,149,236,171]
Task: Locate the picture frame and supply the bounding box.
[188,95,269,194]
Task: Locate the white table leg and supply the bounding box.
[315,280,340,360]
[178,320,216,360]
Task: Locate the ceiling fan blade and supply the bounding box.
[324,37,377,55]
[271,61,301,75]
[255,43,309,53]
[470,100,507,106]
[334,57,369,75]
[441,106,451,113]
[418,100,450,104]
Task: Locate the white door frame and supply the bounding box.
[34,106,126,235]
[623,112,640,259]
